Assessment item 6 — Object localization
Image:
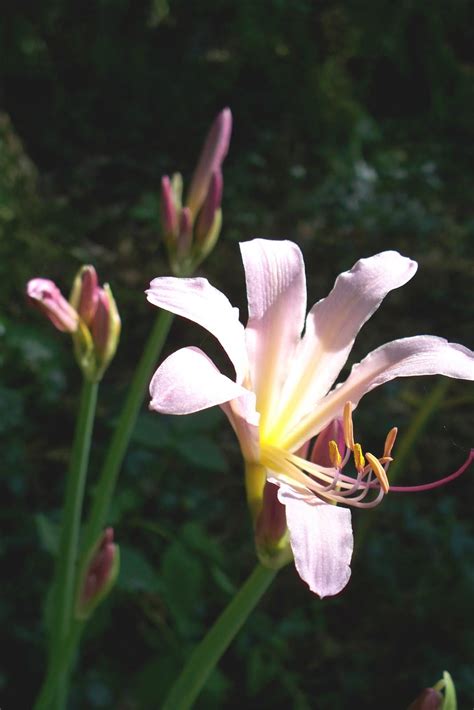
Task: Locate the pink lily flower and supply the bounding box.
[146,239,474,597]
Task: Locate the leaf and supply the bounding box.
[176,435,228,473]
[117,545,160,593]
[160,541,204,632]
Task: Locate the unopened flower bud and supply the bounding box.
[73,265,99,326]
[160,175,179,245]
[407,688,443,710]
[195,169,223,245]
[76,528,120,620]
[26,278,79,333]
[407,671,457,710]
[186,107,232,216]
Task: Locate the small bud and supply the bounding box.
[186,107,232,216]
[27,278,79,333]
[254,478,292,570]
[72,265,99,326]
[89,283,121,380]
[160,175,179,245]
[76,528,120,620]
[407,688,443,710]
[195,169,223,245]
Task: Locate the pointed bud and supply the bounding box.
[195,169,223,244]
[90,284,121,378]
[186,107,232,216]
[76,528,120,620]
[70,265,99,326]
[250,467,292,570]
[407,688,442,710]
[70,266,121,382]
[160,175,179,244]
[26,278,79,333]
[255,480,287,548]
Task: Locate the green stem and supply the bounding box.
[162,563,277,710]
[81,309,173,558]
[37,378,98,710]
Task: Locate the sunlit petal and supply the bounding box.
[272,251,417,438]
[277,483,353,597]
[240,239,306,434]
[283,335,474,450]
[146,277,248,382]
[149,346,250,415]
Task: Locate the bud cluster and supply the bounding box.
[27,265,120,382]
[160,108,232,275]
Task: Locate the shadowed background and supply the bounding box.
[1,1,473,707]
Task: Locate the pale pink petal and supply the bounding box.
[146,277,247,382]
[149,346,251,415]
[222,395,260,463]
[283,336,474,450]
[240,239,307,432]
[275,251,417,434]
[277,483,353,597]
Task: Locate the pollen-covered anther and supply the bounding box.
[383,427,398,459]
[328,440,342,469]
[365,452,390,493]
[343,401,355,450]
[353,443,365,471]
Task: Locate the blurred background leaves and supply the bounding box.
[1,0,473,707]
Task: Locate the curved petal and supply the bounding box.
[146,277,248,382]
[240,239,307,434]
[149,346,250,415]
[283,336,474,450]
[277,484,353,597]
[272,251,417,438]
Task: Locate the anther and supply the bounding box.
[343,401,355,450]
[365,452,390,493]
[383,427,398,459]
[353,443,365,471]
[328,440,342,469]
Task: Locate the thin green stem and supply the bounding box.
[81,309,173,558]
[36,378,98,710]
[162,563,277,710]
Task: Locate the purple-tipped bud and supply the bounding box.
[186,107,232,216]
[161,175,179,242]
[90,287,110,357]
[76,527,120,620]
[407,688,443,710]
[255,481,287,548]
[177,206,193,257]
[27,278,79,333]
[76,265,99,326]
[195,169,223,244]
[310,418,346,468]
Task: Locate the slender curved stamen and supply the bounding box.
[390,449,474,492]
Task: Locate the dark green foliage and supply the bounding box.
[1,0,474,707]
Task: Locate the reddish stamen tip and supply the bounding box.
[390,449,474,493]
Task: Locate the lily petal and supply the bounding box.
[149,346,250,415]
[146,277,248,382]
[283,336,474,450]
[273,251,417,437]
[277,483,353,597]
[240,239,307,434]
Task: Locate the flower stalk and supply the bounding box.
[162,563,277,710]
[41,377,98,709]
